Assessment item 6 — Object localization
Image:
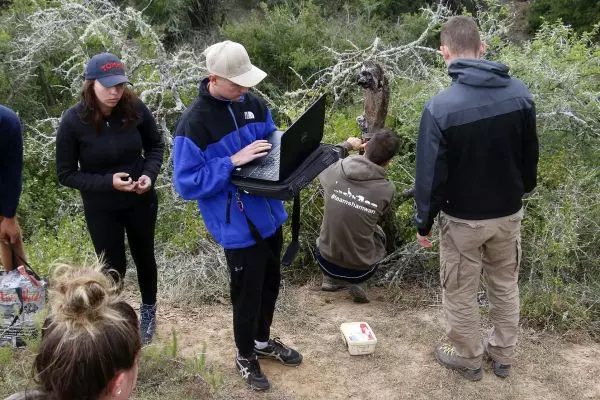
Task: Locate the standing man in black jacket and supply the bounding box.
[414,16,538,381]
[0,105,28,271]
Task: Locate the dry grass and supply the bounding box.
[3,281,600,399]
[151,284,600,400]
[0,327,223,400]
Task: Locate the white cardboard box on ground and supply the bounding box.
[340,322,377,355]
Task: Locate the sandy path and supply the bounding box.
[154,284,600,400]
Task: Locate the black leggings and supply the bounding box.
[83,191,158,304]
[224,228,283,357]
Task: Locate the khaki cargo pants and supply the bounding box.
[439,208,523,369]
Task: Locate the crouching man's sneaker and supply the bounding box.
[254,337,303,366]
[349,283,369,303]
[236,352,270,391]
[435,343,483,381]
[321,274,347,292]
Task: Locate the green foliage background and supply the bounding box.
[528,0,600,33]
[0,0,599,341]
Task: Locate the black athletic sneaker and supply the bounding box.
[235,352,270,391]
[254,337,303,366]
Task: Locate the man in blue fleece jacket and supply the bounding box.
[173,41,302,391]
[0,105,28,272]
[414,16,538,381]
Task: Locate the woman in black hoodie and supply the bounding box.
[55,52,163,344]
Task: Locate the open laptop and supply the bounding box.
[231,94,326,182]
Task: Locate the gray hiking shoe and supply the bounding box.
[483,338,511,378]
[492,360,511,378]
[349,283,369,303]
[435,343,483,381]
[321,274,347,292]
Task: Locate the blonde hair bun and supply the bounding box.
[49,264,121,334]
[33,263,140,398]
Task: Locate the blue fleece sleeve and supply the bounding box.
[414,106,448,236]
[0,106,23,218]
[173,136,235,200]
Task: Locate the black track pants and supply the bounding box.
[224,228,283,357]
[83,191,158,304]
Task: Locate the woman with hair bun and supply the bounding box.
[8,264,141,400]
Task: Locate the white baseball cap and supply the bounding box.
[204,40,267,88]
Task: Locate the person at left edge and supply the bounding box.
[55,52,164,344]
[173,40,302,391]
[0,105,28,272]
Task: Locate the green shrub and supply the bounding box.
[222,1,431,94]
[528,0,600,34]
[25,214,95,277]
[2,0,600,338]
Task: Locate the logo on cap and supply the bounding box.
[85,52,131,88]
[101,62,124,72]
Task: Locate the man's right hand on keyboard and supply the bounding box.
[231,140,272,167]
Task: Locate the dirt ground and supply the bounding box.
[153,283,600,400]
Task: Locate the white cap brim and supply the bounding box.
[227,65,267,88]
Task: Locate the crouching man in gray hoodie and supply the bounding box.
[316,129,402,303]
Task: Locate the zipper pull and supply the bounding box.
[226,192,232,223]
[235,190,244,212]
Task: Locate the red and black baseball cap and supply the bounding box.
[84,53,131,88]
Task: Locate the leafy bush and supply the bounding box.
[528,0,600,34]
[494,21,600,337]
[285,4,600,339]
[1,0,600,338]
[222,1,431,94]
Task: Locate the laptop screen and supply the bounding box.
[278,95,326,180]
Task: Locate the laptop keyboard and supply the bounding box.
[248,145,281,179]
